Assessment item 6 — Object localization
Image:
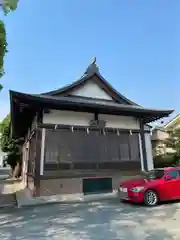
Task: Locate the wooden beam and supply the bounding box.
[37,123,151,133]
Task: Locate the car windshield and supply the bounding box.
[143,170,164,180]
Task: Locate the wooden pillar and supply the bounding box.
[139,117,148,171]
[34,128,42,197]
[40,128,46,175]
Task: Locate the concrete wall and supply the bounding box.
[40,171,140,196]
[40,178,82,196]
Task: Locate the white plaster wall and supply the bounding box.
[43,110,151,131]
[145,133,154,170]
[99,114,140,129]
[43,110,94,126]
[71,80,113,100]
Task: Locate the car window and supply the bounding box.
[144,170,164,180]
[168,170,179,179]
[177,170,180,178]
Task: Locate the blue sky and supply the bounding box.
[0,0,179,123]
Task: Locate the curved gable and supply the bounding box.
[42,59,139,105]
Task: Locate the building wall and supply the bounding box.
[40,178,82,196]
[151,128,175,156]
[99,114,140,129]
[43,110,94,126]
[40,110,153,177]
[43,109,141,130]
[71,78,113,100]
[151,129,169,141]
[39,171,140,196]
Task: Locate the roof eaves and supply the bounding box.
[95,71,139,106]
[41,71,139,106]
[41,74,90,96]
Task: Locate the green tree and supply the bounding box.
[0,0,18,90]
[0,20,8,87]
[166,128,180,165]
[0,114,21,170]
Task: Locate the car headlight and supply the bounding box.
[131,186,144,192]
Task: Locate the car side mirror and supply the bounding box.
[165,175,172,181]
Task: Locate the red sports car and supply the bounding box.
[118,167,180,206]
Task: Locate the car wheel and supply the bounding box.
[144,190,158,207]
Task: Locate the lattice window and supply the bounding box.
[44,128,141,170]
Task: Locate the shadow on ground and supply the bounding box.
[0,199,179,239]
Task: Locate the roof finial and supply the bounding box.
[92,56,96,64]
[84,56,99,75]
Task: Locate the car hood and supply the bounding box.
[120,177,153,188]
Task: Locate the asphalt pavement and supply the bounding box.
[0,167,10,180]
[0,199,180,239]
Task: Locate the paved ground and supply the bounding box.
[0,199,180,239]
[0,168,17,208]
[0,167,11,180]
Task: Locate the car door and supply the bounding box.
[164,170,180,200]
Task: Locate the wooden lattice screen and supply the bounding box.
[44,128,141,170]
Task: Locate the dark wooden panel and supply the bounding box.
[129,133,140,161]
[34,128,42,196]
[44,163,59,171]
[73,162,98,169]
[43,128,141,172]
[99,161,141,170]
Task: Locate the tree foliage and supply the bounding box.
[166,129,180,153]
[2,0,18,15]
[153,129,180,168]
[0,0,18,90]
[0,20,8,81]
[0,114,21,169]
